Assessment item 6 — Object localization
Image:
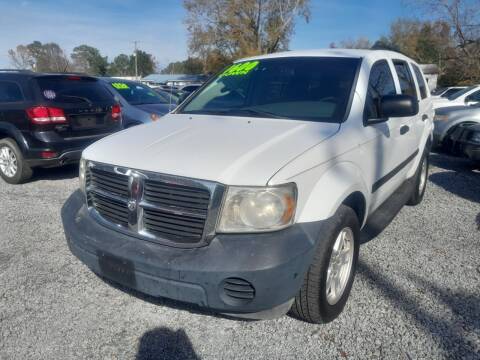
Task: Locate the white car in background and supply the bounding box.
[431,86,466,98]
[433,85,480,110]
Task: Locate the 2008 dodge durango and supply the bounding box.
[62,49,433,323]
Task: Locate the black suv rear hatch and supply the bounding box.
[32,75,121,138]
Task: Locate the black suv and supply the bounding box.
[0,70,122,184]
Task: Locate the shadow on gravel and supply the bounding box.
[429,153,479,173]
[30,164,78,182]
[476,213,480,231]
[136,327,200,360]
[358,261,479,359]
[428,155,480,203]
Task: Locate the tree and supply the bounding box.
[109,54,131,76]
[330,37,372,49]
[183,0,310,70]
[131,50,156,77]
[411,0,480,84]
[161,57,204,74]
[8,41,70,72]
[71,45,108,75]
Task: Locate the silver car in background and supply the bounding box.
[433,104,480,148]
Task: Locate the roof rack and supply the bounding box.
[0,69,34,73]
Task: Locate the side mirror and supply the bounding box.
[379,95,418,118]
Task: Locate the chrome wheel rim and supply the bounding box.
[419,158,427,193]
[326,227,354,305]
[0,146,18,178]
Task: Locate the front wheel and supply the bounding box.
[290,205,360,323]
[406,151,429,206]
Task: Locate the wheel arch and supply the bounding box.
[0,123,28,153]
[295,161,370,227]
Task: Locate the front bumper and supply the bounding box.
[62,190,323,316]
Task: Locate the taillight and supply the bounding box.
[26,106,67,124]
[111,104,121,120]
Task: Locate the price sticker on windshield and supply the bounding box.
[220,61,259,77]
[111,82,130,90]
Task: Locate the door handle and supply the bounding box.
[422,114,428,121]
[400,125,410,135]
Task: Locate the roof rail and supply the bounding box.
[0,69,34,73]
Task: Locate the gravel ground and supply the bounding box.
[0,153,479,360]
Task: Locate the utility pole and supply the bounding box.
[133,40,139,80]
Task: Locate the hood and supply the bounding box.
[83,113,339,185]
[135,103,171,115]
[435,105,471,115]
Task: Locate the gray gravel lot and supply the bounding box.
[0,153,479,360]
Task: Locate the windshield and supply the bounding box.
[155,89,180,104]
[448,86,476,101]
[109,81,168,105]
[179,57,360,123]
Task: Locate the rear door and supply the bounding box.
[410,63,431,150]
[32,76,120,138]
[391,59,420,176]
[0,79,27,125]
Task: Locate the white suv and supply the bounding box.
[62,49,433,323]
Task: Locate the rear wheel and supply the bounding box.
[0,138,32,184]
[407,151,429,206]
[290,205,360,323]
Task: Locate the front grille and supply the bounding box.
[144,180,210,211]
[90,168,129,197]
[143,208,206,243]
[85,162,224,247]
[88,191,129,227]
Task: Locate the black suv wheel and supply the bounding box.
[0,138,32,184]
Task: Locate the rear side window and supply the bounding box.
[393,60,418,100]
[364,60,397,120]
[467,90,480,102]
[412,64,427,99]
[34,76,113,104]
[0,81,23,103]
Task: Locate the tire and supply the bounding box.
[406,151,429,206]
[290,205,360,324]
[0,138,32,184]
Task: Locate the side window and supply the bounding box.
[466,90,480,102]
[0,81,23,103]
[364,60,397,120]
[393,60,418,100]
[412,64,427,99]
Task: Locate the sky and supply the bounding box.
[0,0,412,70]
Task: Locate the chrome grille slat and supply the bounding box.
[85,162,225,248]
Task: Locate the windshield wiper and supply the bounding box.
[229,108,290,119]
[60,95,93,106]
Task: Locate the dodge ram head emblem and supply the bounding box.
[127,200,137,211]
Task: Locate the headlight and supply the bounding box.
[434,114,449,122]
[217,184,297,233]
[470,132,480,143]
[79,157,86,194]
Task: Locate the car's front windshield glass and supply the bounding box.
[448,86,475,101]
[179,57,360,123]
[109,82,167,105]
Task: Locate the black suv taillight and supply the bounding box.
[26,106,67,124]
